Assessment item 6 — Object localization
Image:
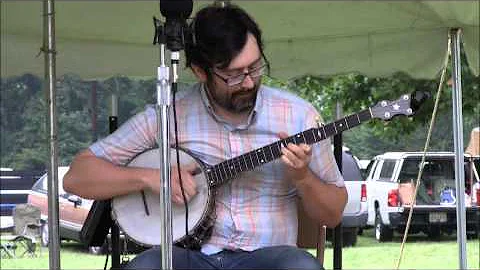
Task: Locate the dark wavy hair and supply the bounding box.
[185,4,269,76]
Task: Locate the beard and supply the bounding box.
[230,88,258,112]
[206,81,260,114]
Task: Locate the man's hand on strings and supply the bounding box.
[171,163,198,204]
[278,132,313,185]
[144,163,198,204]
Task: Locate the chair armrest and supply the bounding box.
[316,226,326,265]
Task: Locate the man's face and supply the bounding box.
[206,34,263,114]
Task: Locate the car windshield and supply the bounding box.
[399,158,455,183]
[342,152,363,181]
[33,169,69,195]
[398,157,475,205]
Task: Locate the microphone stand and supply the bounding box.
[153,18,174,269]
[154,1,192,267]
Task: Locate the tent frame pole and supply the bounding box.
[43,0,61,269]
[450,28,467,270]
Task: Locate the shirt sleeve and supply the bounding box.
[305,107,345,187]
[89,105,158,165]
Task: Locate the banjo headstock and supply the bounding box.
[370,91,429,121]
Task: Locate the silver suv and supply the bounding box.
[326,149,367,247]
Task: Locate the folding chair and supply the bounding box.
[297,200,326,265]
[0,204,42,258]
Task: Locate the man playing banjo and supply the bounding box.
[64,4,347,269]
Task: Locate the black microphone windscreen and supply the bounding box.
[160,0,193,19]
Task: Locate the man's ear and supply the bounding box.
[191,64,207,83]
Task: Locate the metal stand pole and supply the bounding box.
[109,93,121,269]
[154,1,192,266]
[333,101,343,270]
[43,0,61,269]
[157,42,174,270]
[450,28,467,270]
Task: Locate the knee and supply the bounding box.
[122,247,162,269]
[274,246,323,270]
[122,246,203,270]
[294,256,323,270]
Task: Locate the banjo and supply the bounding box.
[111,92,427,248]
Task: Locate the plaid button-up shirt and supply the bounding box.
[90,83,344,254]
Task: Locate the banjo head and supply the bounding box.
[111,148,211,246]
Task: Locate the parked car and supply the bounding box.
[365,152,480,242]
[27,167,142,254]
[326,149,368,247]
[1,168,44,217]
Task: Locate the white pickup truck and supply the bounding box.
[365,152,480,241]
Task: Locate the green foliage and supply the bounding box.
[1,74,46,170]
[1,49,478,169]
[264,53,479,159]
[0,74,156,170]
[1,230,479,269]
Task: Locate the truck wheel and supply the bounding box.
[375,209,393,242]
[467,232,479,239]
[342,227,358,247]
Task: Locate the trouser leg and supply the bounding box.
[123,246,218,270]
[222,245,323,270]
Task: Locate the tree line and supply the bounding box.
[1,57,478,170]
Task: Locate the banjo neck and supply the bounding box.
[205,109,372,187]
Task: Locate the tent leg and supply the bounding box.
[450,28,467,270]
[43,0,61,269]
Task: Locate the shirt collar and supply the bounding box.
[199,83,263,130]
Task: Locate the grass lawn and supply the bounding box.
[322,229,480,269]
[1,228,479,269]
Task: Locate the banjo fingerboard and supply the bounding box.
[205,109,372,187]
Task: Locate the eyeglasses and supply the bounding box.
[212,63,267,87]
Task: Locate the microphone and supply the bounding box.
[160,0,193,51]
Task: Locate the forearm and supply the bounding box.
[295,170,348,228]
[63,149,152,200]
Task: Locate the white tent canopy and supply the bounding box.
[2,1,479,80]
